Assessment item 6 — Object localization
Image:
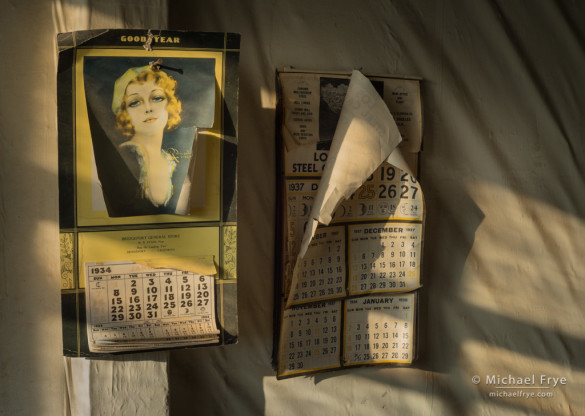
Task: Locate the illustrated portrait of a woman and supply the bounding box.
[113,66,183,209]
[83,57,216,217]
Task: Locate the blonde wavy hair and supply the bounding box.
[115,70,182,137]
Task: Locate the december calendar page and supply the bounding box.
[58,30,240,356]
[275,70,424,378]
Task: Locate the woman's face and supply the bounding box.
[124,80,169,136]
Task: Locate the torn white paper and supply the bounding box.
[297,70,403,259]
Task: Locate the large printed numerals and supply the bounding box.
[179,273,194,314]
[126,277,143,321]
[196,275,211,308]
[145,275,160,319]
[333,163,423,222]
[86,265,216,326]
[85,263,220,352]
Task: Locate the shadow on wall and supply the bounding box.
[160,1,585,415]
[167,4,274,415]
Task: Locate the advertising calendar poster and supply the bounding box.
[275,69,424,378]
[57,30,239,356]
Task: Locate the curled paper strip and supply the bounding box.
[297,70,403,259]
[139,255,217,276]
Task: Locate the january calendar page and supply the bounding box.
[275,69,424,378]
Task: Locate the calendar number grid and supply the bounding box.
[343,294,415,366]
[279,166,422,376]
[348,223,421,296]
[278,301,342,377]
[85,264,219,351]
[331,165,423,224]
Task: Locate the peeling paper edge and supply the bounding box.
[93,255,217,276]
[286,70,403,307]
[140,255,217,276]
[297,70,403,259]
[57,29,111,52]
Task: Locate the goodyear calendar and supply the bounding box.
[57,30,240,356]
[275,69,424,378]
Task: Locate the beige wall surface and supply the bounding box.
[1,2,63,415]
[2,1,585,415]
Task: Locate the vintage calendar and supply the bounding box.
[275,69,424,378]
[57,30,240,356]
[85,262,219,353]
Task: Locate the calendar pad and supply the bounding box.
[332,167,424,224]
[277,294,416,378]
[85,262,219,353]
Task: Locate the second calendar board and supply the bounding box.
[275,69,424,378]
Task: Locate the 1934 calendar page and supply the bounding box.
[275,69,424,378]
[58,30,240,356]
